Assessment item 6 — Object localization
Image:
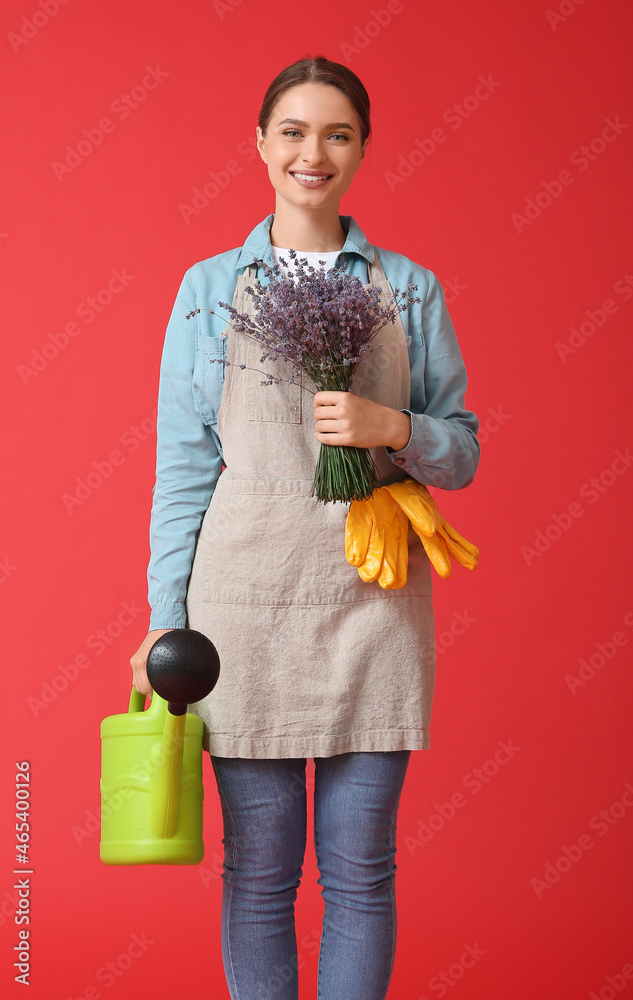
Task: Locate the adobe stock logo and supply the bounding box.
[26,599,146,717]
[511,116,628,234]
[179,133,258,224]
[564,611,633,695]
[8,0,71,54]
[1,558,18,584]
[415,943,487,1000]
[555,272,633,362]
[435,608,477,657]
[404,739,522,855]
[213,0,246,19]
[588,962,633,1000]
[441,276,467,306]
[338,0,414,62]
[61,409,157,513]
[51,66,169,181]
[17,267,135,385]
[520,447,633,567]
[384,75,501,192]
[529,782,633,899]
[67,931,155,997]
[546,0,587,31]
[477,405,511,446]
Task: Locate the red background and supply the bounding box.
[2,0,632,997]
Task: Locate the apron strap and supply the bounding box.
[367,248,387,285]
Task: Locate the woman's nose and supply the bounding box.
[302,138,326,164]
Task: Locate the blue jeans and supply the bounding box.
[210,750,411,1000]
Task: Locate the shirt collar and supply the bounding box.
[236,214,376,269]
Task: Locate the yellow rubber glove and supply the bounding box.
[384,478,479,579]
[345,488,409,589]
[382,479,438,537]
[406,483,480,572]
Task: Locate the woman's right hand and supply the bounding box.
[130,629,175,695]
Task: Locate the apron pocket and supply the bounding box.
[246,353,303,424]
[197,487,433,605]
[193,333,226,425]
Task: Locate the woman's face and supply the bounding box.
[256,82,368,212]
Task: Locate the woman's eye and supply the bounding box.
[280,129,350,141]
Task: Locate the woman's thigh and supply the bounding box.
[313,751,411,888]
[210,755,308,886]
[209,751,410,886]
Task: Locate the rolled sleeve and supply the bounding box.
[147,269,224,629]
[387,270,479,490]
[385,408,422,469]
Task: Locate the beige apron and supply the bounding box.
[185,251,435,758]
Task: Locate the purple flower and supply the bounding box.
[211,255,420,393]
[190,253,421,502]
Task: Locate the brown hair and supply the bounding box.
[258,56,371,146]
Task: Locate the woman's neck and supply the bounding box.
[269,203,347,252]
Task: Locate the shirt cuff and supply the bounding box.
[148,602,187,631]
[385,409,420,468]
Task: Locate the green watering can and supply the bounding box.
[100,630,220,866]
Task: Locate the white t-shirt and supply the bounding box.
[271,245,341,279]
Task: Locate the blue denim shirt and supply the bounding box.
[147,214,480,630]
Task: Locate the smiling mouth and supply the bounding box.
[290,172,332,182]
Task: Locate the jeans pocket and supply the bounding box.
[192,333,226,425]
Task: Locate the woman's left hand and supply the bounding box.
[314,391,411,451]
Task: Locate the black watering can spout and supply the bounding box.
[146,629,221,712]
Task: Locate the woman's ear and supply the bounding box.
[356,138,369,169]
[256,126,267,164]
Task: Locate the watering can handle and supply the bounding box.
[128,687,148,713]
[126,686,186,839]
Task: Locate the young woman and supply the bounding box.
[131,56,479,1000]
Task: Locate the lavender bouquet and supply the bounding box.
[188,250,420,503]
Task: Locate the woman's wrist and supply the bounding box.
[386,409,412,452]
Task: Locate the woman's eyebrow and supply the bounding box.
[276,118,355,131]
